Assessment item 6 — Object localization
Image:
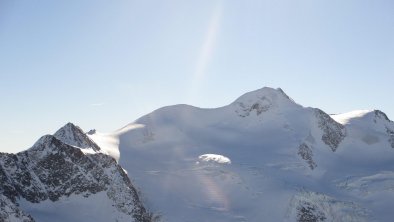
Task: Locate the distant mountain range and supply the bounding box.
[2,87,394,221]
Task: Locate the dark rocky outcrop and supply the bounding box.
[298,143,317,170]
[314,109,346,152]
[0,124,152,222]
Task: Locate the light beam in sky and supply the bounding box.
[188,2,223,103]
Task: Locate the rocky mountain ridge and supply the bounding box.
[0,123,152,222]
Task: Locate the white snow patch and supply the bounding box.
[79,147,99,155]
[198,154,231,164]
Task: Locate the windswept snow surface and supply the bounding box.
[90,87,394,221]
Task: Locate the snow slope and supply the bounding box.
[89,87,394,221]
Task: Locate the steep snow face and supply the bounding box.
[0,124,151,222]
[92,87,394,222]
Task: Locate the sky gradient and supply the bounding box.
[1,0,393,153]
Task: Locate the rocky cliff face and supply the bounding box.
[314,108,346,152]
[0,123,152,222]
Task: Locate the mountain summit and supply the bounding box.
[54,122,101,151]
[231,87,299,117]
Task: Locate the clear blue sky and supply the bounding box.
[1,0,393,153]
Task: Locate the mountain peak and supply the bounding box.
[234,87,291,102]
[374,110,391,122]
[54,123,101,151]
[232,87,298,117]
[1,128,151,222]
[61,122,83,132]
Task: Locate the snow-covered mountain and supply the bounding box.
[0,123,153,222]
[2,87,394,221]
[89,87,394,221]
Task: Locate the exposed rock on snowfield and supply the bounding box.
[314,109,346,151]
[387,128,394,148]
[297,143,316,170]
[286,191,368,222]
